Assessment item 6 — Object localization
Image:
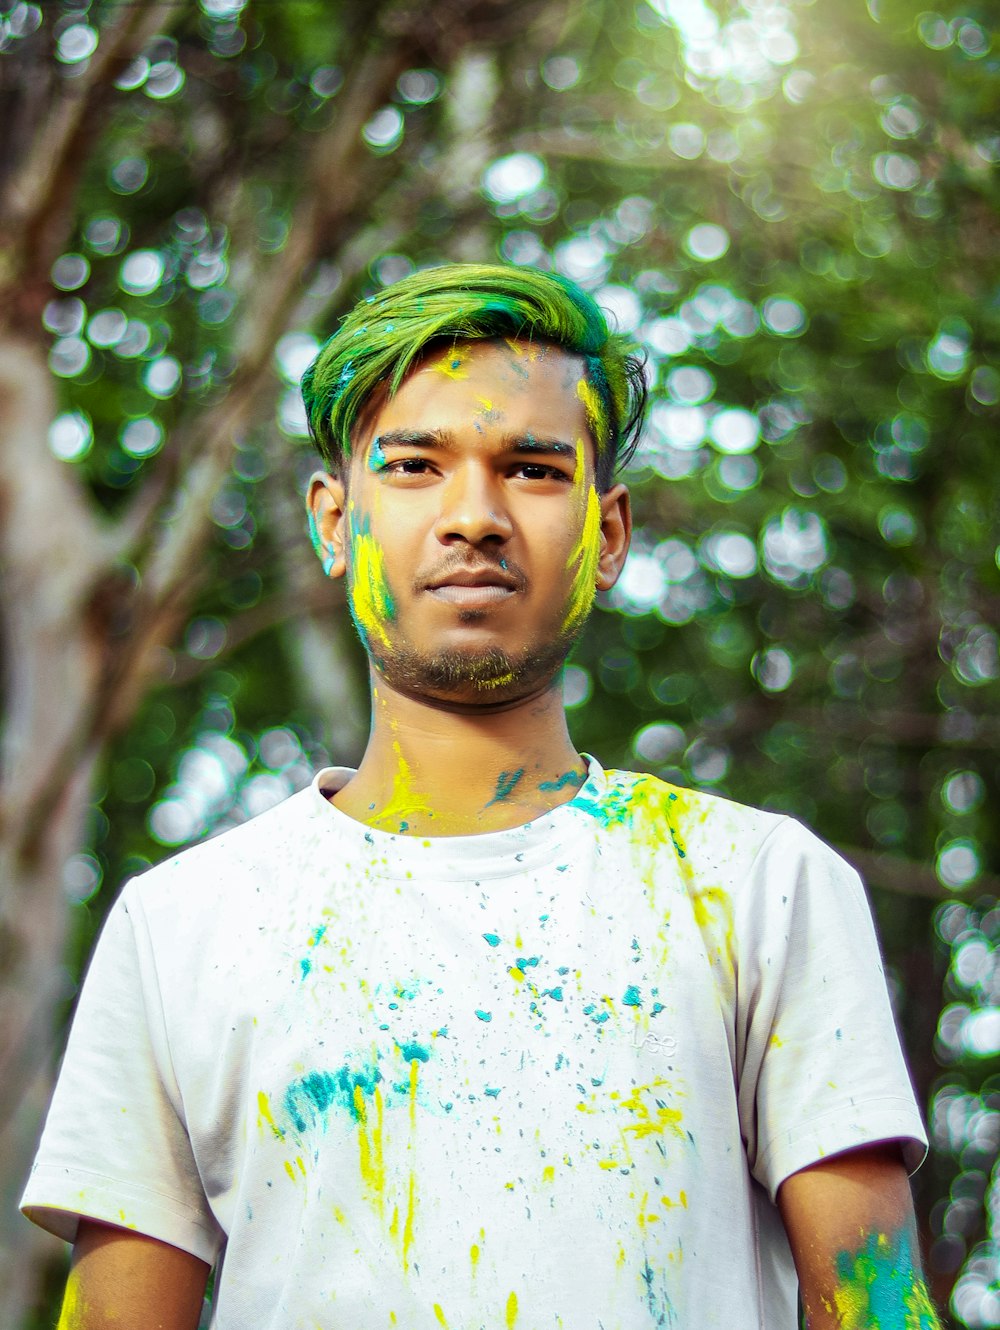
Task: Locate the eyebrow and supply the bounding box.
[373,429,578,460]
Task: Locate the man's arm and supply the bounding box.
[56,1219,211,1330]
[777,1143,943,1328]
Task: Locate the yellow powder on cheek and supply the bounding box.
[347,502,395,649]
[562,484,602,635]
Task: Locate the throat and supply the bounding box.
[329,757,589,838]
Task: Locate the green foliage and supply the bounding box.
[4,0,999,1323]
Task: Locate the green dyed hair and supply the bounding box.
[300,262,648,492]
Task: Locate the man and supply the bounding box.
[24,264,940,1328]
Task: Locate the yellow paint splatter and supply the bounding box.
[402,1171,417,1269]
[562,481,602,635]
[576,376,605,447]
[470,1242,480,1273]
[431,349,469,379]
[284,1160,296,1182]
[56,1268,89,1330]
[433,1304,449,1327]
[542,1165,555,1183]
[347,501,394,649]
[614,1079,686,1143]
[692,887,735,961]
[505,1291,519,1328]
[257,1090,282,1139]
[354,1083,385,1210]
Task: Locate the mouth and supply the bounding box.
[427,584,516,607]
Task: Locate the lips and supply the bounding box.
[425,566,519,591]
[424,565,520,607]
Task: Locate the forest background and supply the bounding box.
[0,0,998,1326]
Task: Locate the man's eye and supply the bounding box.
[517,463,567,481]
[387,458,431,475]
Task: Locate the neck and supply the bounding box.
[330,667,587,836]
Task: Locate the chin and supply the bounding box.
[371,632,573,702]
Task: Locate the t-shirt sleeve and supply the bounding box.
[20,883,223,1264]
[733,818,928,1201]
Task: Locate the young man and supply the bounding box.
[25,264,940,1328]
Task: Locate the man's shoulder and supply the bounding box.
[590,766,819,884]
[128,784,323,906]
[596,766,788,840]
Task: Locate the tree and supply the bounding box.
[1,0,997,1325]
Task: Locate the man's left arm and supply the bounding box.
[777,1142,945,1328]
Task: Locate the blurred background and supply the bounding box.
[0,0,997,1324]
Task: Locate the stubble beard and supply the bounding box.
[366,607,586,705]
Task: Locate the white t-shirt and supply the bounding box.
[23,756,927,1329]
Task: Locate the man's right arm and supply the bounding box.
[57,1219,211,1330]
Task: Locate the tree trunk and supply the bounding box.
[0,338,112,1324]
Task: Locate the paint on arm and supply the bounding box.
[806,1224,943,1328]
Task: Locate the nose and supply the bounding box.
[433,461,514,547]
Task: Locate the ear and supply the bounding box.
[306,471,348,579]
[596,483,632,591]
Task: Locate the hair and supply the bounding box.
[300,262,648,492]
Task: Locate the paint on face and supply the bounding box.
[346,500,396,649]
[368,435,388,471]
[831,1229,942,1330]
[561,437,602,635]
[575,371,611,479]
[431,348,470,379]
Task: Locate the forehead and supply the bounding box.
[361,339,591,442]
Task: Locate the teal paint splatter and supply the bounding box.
[651,1002,665,1016]
[515,956,540,971]
[484,1086,501,1098]
[300,957,312,980]
[368,435,387,471]
[486,768,525,807]
[475,1009,493,1023]
[283,1062,383,1130]
[832,1228,941,1330]
[311,924,328,946]
[623,985,642,1008]
[642,1260,677,1328]
[539,769,584,792]
[543,987,564,1001]
[397,1040,431,1063]
[482,933,501,947]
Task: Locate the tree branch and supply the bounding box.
[0,1,183,322]
[835,843,999,902]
